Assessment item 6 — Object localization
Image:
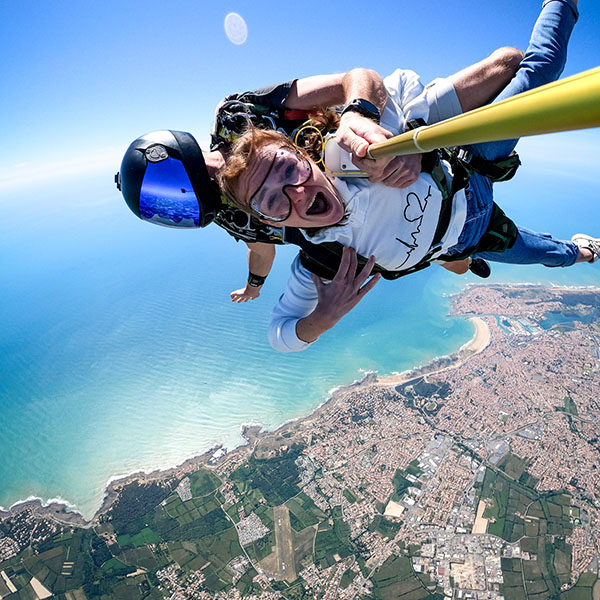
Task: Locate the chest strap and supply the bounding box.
[283,228,431,280]
[283,138,468,280]
[284,130,519,280]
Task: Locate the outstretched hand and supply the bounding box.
[230,285,261,303]
[336,112,422,188]
[296,247,381,343]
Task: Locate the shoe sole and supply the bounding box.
[571,234,600,263]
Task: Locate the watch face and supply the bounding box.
[342,99,380,123]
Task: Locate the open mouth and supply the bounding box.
[306,191,329,216]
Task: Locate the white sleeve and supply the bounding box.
[381,69,429,135]
[268,255,319,353]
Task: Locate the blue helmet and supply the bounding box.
[115,130,221,228]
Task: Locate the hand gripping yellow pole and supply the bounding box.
[367,66,600,159]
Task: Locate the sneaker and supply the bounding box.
[469,258,491,278]
[571,233,600,263]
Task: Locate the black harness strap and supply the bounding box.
[283,129,521,279]
[283,228,416,281]
[453,148,521,182]
[283,147,463,282]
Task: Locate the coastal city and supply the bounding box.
[0,284,599,599]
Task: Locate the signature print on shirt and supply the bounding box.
[395,186,432,269]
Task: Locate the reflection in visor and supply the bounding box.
[139,157,200,228]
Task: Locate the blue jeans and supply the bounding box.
[446,0,580,267]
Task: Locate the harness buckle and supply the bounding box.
[421,243,443,264]
[457,148,473,164]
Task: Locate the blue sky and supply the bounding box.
[1,0,598,191]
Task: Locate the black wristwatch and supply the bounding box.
[340,98,381,124]
[248,272,266,287]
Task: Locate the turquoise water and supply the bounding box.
[1,142,599,519]
[539,309,600,329]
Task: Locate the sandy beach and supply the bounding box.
[466,316,491,353]
[378,316,490,387]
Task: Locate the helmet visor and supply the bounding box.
[139,157,200,228]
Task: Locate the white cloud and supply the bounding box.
[0,136,213,193]
[0,147,124,192]
[516,129,600,181]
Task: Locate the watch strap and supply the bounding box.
[248,272,266,287]
[340,98,381,124]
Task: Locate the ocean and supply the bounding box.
[1,134,599,520]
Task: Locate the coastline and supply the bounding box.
[0,317,490,528]
[0,375,372,528]
[464,316,491,353]
[16,280,600,528]
[0,303,494,528]
[378,315,490,387]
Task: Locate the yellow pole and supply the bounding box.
[368,66,600,159]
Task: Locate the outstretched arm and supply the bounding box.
[285,69,418,186]
[284,69,387,114]
[230,242,276,303]
[268,249,381,352]
[284,50,524,188]
[450,47,524,112]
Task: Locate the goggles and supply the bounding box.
[249,148,311,222]
[116,130,219,229]
[139,155,201,228]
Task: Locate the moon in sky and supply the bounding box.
[224,13,248,45]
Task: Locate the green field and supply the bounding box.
[0,439,585,600]
[245,531,275,563]
[557,395,579,416]
[189,469,221,496]
[391,465,422,502]
[369,515,402,539]
[480,465,577,600]
[342,488,358,504]
[117,526,160,548]
[0,453,273,599]
[497,452,530,481]
[286,492,326,532]
[371,555,441,600]
[479,467,572,543]
[314,507,354,568]
[231,444,305,506]
[559,571,598,600]
[340,568,356,589]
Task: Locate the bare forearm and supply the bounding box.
[340,68,387,114]
[284,68,387,112]
[231,242,275,303]
[295,309,338,344]
[247,242,275,277]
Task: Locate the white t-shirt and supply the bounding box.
[268,179,467,353]
[268,69,467,352]
[311,176,443,271]
[380,68,431,135]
